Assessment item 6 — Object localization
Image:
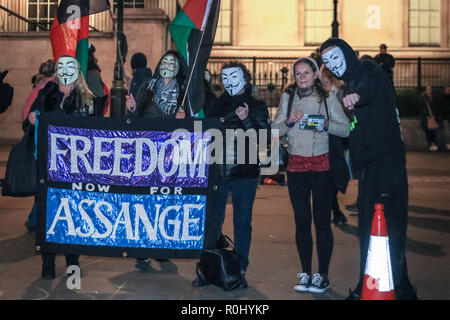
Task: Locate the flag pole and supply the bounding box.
[181,27,207,117]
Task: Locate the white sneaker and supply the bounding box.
[309,273,331,293]
[446,144,450,150]
[294,273,312,292]
[429,144,438,152]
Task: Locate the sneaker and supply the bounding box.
[294,273,312,292]
[429,144,438,152]
[309,273,330,293]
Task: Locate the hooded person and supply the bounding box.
[125,49,188,119]
[320,38,418,300]
[129,52,153,98]
[191,61,270,290]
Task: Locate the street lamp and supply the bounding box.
[110,0,126,118]
[332,0,339,38]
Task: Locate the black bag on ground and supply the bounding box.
[195,235,242,291]
[1,125,37,197]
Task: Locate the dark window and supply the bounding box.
[27,0,58,31]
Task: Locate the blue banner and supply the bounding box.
[45,188,206,250]
[36,113,220,258]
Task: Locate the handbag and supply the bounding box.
[324,98,350,193]
[195,235,242,291]
[1,124,37,197]
[424,97,439,131]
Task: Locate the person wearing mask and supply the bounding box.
[126,50,187,120]
[419,86,440,152]
[26,55,104,279]
[320,67,349,226]
[129,52,153,98]
[125,50,187,271]
[193,61,270,289]
[320,38,418,300]
[273,57,349,293]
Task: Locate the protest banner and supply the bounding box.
[35,113,220,259]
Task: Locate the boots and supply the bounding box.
[41,253,56,279]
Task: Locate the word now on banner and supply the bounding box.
[36,113,220,259]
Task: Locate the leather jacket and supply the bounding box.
[206,86,270,180]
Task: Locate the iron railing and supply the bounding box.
[207,56,450,116]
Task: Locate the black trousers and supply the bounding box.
[422,126,437,146]
[355,163,415,297]
[287,170,334,275]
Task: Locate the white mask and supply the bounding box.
[321,47,347,78]
[222,67,246,96]
[159,54,179,78]
[56,56,79,85]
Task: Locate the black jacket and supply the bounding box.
[30,81,105,116]
[418,92,440,128]
[206,86,270,180]
[320,38,406,172]
[132,50,188,119]
[129,67,152,98]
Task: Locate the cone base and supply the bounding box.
[361,275,396,300]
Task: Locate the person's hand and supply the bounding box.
[286,111,304,125]
[175,108,186,119]
[343,93,360,110]
[126,94,136,112]
[28,111,37,126]
[235,103,249,120]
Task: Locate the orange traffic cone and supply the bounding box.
[361,204,396,300]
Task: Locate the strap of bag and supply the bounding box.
[323,96,330,120]
[424,95,434,118]
[286,88,295,119]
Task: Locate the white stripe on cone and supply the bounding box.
[364,236,394,292]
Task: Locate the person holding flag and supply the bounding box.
[169,0,221,117]
[50,0,111,78]
[125,50,188,119]
[28,0,110,279]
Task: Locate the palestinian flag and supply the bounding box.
[50,0,110,77]
[169,0,221,116]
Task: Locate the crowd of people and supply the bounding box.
[6,38,450,300]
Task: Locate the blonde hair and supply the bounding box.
[57,56,95,110]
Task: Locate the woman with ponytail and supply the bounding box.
[272,57,349,293]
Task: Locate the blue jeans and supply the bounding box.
[216,178,258,273]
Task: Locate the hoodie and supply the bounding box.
[320,38,405,171]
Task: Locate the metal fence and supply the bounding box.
[207,56,450,118]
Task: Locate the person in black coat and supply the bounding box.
[129,52,153,98]
[126,50,188,119]
[419,86,440,151]
[27,55,104,279]
[320,38,418,300]
[195,61,270,289]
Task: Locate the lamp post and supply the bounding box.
[332,0,339,38]
[110,0,126,118]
